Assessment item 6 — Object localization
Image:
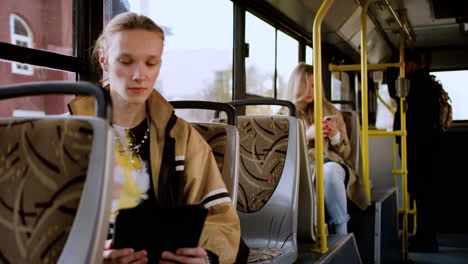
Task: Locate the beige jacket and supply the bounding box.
[298,101,370,210]
[69,90,241,263]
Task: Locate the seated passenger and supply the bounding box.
[68,12,240,264]
[286,63,369,235]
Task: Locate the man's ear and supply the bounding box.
[99,50,108,72]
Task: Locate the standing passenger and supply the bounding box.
[286,63,369,234]
[68,12,240,264]
[390,50,440,252]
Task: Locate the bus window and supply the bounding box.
[0,60,75,117]
[306,45,313,65]
[431,70,468,121]
[245,15,301,115]
[105,0,233,123]
[277,31,299,101]
[3,4,73,56]
[245,12,275,98]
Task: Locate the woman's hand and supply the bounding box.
[323,117,338,138]
[103,240,148,264]
[160,247,208,264]
[306,120,339,141]
[306,124,316,141]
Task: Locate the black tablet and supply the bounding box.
[112,201,208,262]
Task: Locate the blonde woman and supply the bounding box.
[287,63,369,235]
[68,12,240,264]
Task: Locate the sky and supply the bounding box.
[431,70,468,120]
[126,0,299,100]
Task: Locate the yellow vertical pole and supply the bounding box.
[312,0,335,254]
[413,199,417,235]
[360,0,372,202]
[398,29,410,262]
[393,137,398,187]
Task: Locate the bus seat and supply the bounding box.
[0,117,113,263]
[341,110,361,174]
[236,115,299,264]
[169,100,239,205]
[296,118,317,243]
[192,123,239,205]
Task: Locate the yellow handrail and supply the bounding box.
[382,0,414,43]
[312,0,335,254]
[329,63,400,72]
[368,130,404,137]
[360,0,372,202]
[375,86,396,115]
[393,138,398,187]
[326,1,411,261]
[398,29,410,261]
[411,199,417,235]
[399,206,416,236]
[392,170,407,175]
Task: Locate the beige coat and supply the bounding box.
[69,90,241,263]
[298,101,370,210]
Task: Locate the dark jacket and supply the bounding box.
[390,68,439,143]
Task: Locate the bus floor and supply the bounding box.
[409,233,468,264]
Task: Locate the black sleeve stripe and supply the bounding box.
[201,192,230,205]
[175,160,185,166]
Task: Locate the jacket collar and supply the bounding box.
[68,89,175,138]
[68,95,96,117]
[146,89,174,138]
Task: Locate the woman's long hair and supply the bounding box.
[287,63,312,104]
[287,63,327,110]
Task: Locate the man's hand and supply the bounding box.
[159,247,208,264]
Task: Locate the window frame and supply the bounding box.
[10,14,34,76]
[243,13,304,100]
[0,0,100,82]
[232,0,310,101]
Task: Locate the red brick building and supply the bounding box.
[0,0,74,116]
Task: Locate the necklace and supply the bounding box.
[112,118,150,157]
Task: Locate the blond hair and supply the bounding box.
[92,12,165,87]
[93,12,165,66]
[286,63,328,110]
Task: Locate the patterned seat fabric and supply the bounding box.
[236,117,289,213]
[193,124,227,173]
[247,247,286,262]
[0,119,93,263]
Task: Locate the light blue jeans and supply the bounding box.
[311,161,350,225]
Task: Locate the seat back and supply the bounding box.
[296,118,317,243]
[0,81,113,263]
[192,123,239,205]
[0,116,113,264]
[236,115,299,263]
[341,110,361,174]
[169,100,239,205]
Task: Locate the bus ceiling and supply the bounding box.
[264,0,468,68]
